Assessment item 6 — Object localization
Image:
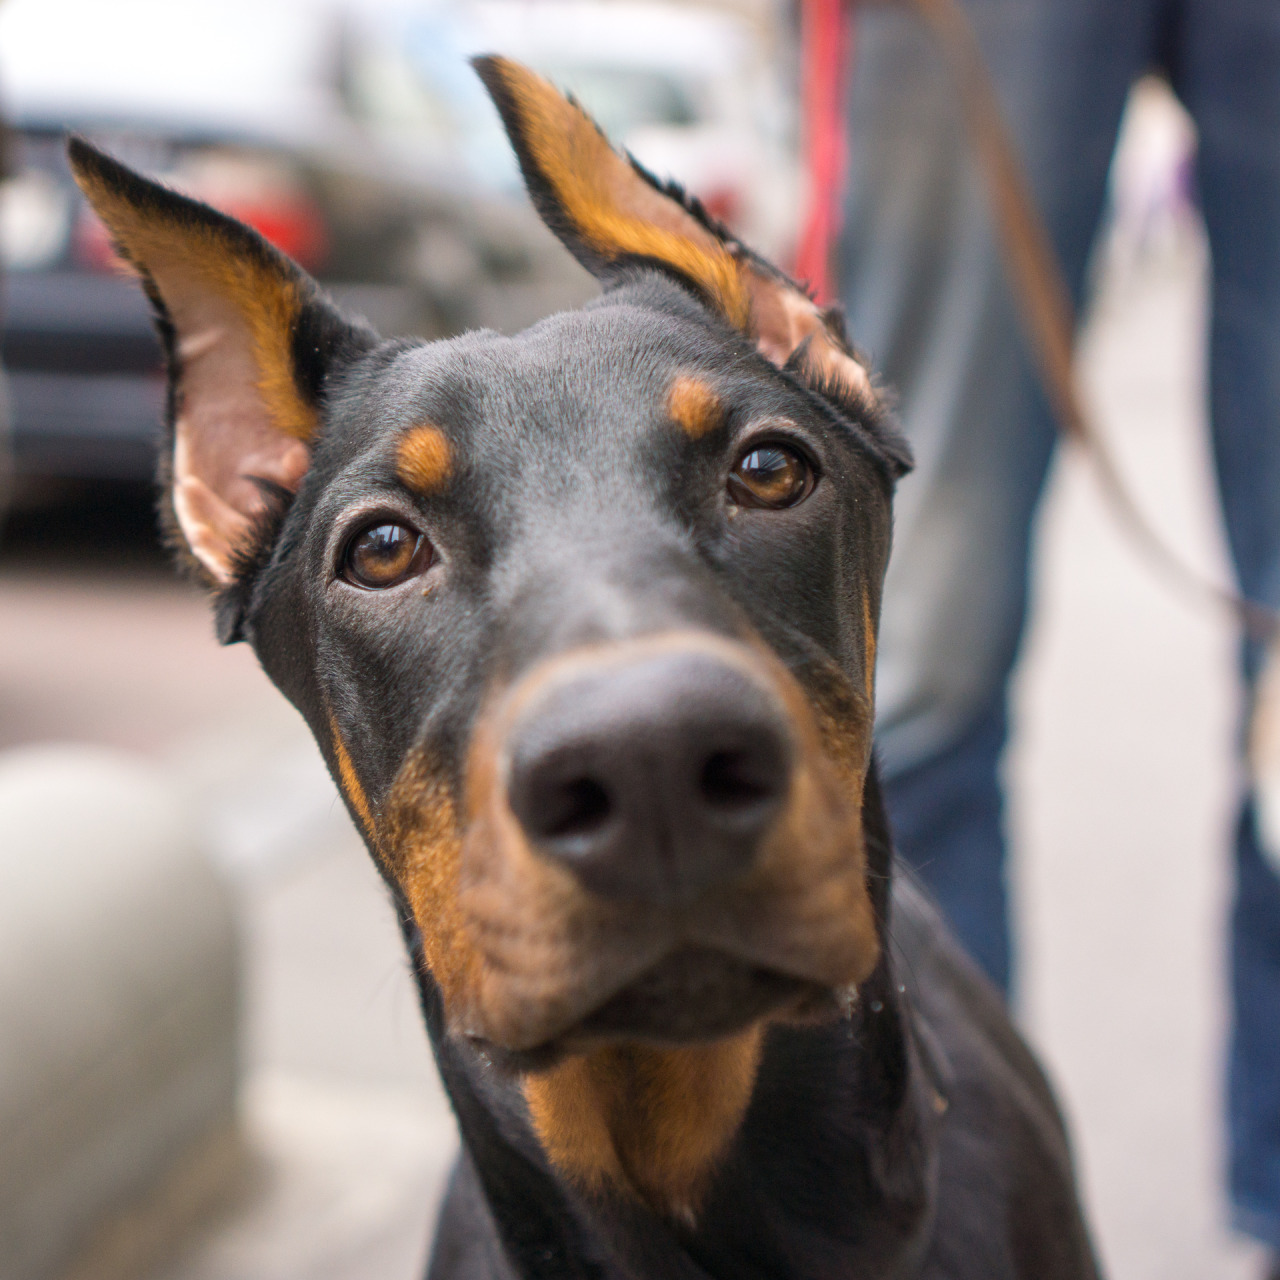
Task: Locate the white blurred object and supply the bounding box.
[0,0,348,149]
[1103,76,1200,283]
[0,746,239,1280]
[0,168,71,271]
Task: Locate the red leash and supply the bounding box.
[794,0,853,304]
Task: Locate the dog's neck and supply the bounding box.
[405,767,942,1280]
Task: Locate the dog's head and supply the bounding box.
[71,57,910,1211]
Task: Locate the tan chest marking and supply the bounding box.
[524,1027,765,1220]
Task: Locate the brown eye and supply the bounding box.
[342,521,430,589]
[727,444,815,509]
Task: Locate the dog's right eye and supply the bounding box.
[342,521,432,589]
[728,443,815,510]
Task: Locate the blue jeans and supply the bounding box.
[840,0,1280,1247]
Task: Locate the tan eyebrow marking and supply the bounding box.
[397,424,453,494]
[666,374,726,440]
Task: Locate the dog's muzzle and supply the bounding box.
[407,631,880,1058]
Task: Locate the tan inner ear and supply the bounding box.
[76,171,315,586]
[740,265,874,401]
[167,280,312,584]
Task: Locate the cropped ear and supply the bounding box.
[473,54,753,329]
[473,56,910,478]
[67,138,377,595]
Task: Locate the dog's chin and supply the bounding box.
[473,946,838,1074]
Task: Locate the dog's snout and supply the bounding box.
[505,651,794,904]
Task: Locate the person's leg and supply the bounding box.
[840,0,1154,989]
[882,697,1012,984]
[1177,0,1280,1247]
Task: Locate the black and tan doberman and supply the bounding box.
[69,56,1100,1280]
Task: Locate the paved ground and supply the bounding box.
[0,222,1272,1277]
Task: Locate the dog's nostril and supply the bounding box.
[699,750,775,811]
[541,776,613,839]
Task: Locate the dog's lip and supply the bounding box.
[470,946,833,1072]
[576,944,827,1040]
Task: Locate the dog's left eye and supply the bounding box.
[728,443,815,510]
[342,521,432,589]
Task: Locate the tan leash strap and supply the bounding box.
[889,0,1280,641]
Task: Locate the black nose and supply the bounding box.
[505,649,795,905]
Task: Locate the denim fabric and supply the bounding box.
[882,699,1013,991]
[840,0,1280,1247]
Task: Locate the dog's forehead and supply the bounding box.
[338,298,789,462]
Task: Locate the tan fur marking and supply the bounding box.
[330,715,375,838]
[381,751,482,1018]
[72,168,314,443]
[524,1027,765,1216]
[488,58,751,331]
[397,425,453,494]
[666,375,725,440]
[741,267,874,403]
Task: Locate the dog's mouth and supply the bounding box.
[474,946,834,1072]
[580,945,829,1039]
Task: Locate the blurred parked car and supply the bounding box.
[0,0,593,484]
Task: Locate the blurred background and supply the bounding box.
[0,0,1267,1277]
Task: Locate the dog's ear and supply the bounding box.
[67,138,376,594]
[473,56,908,476]
[473,54,753,330]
